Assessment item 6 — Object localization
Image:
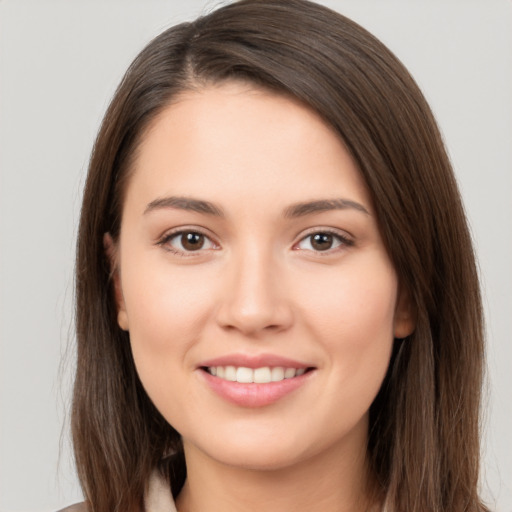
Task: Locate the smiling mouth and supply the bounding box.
[202,366,314,384]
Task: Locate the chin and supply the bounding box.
[208,443,309,472]
[183,421,346,473]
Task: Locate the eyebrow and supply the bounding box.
[144,196,369,218]
[144,196,224,217]
[283,198,370,218]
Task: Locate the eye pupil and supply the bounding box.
[181,232,204,251]
[311,233,333,251]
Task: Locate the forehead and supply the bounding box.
[124,81,372,215]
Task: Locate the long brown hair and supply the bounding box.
[73,1,488,511]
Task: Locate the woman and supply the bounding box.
[68,0,488,511]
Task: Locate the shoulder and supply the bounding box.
[56,502,87,512]
[55,470,176,512]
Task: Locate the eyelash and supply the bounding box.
[293,229,354,255]
[157,228,354,257]
[157,228,218,257]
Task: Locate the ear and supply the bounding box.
[103,233,129,331]
[393,285,416,339]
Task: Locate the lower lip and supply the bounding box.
[199,369,314,408]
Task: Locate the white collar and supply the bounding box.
[145,470,178,512]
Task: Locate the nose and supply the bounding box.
[215,245,294,337]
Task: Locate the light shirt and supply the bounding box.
[58,470,177,512]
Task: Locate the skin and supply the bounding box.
[108,82,414,512]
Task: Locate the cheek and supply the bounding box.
[300,254,397,330]
[296,254,397,384]
[120,256,216,382]
[121,262,221,432]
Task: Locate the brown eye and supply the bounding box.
[162,230,216,254]
[295,230,351,253]
[310,233,334,251]
[181,232,205,251]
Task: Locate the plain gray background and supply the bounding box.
[0,1,510,511]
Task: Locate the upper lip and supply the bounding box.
[198,353,313,369]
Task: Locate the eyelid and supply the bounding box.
[155,225,353,256]
[156,226,220,256]
[292,227,354,253]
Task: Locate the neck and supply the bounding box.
[175,424,379,512]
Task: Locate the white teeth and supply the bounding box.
[207,365,307,383]
[225,366,236,382]
[271,366,285,381]
[284,367,296,379]
[236,367,253,383]
[253,367,272,383]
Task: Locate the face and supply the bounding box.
[110,82,414,471]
